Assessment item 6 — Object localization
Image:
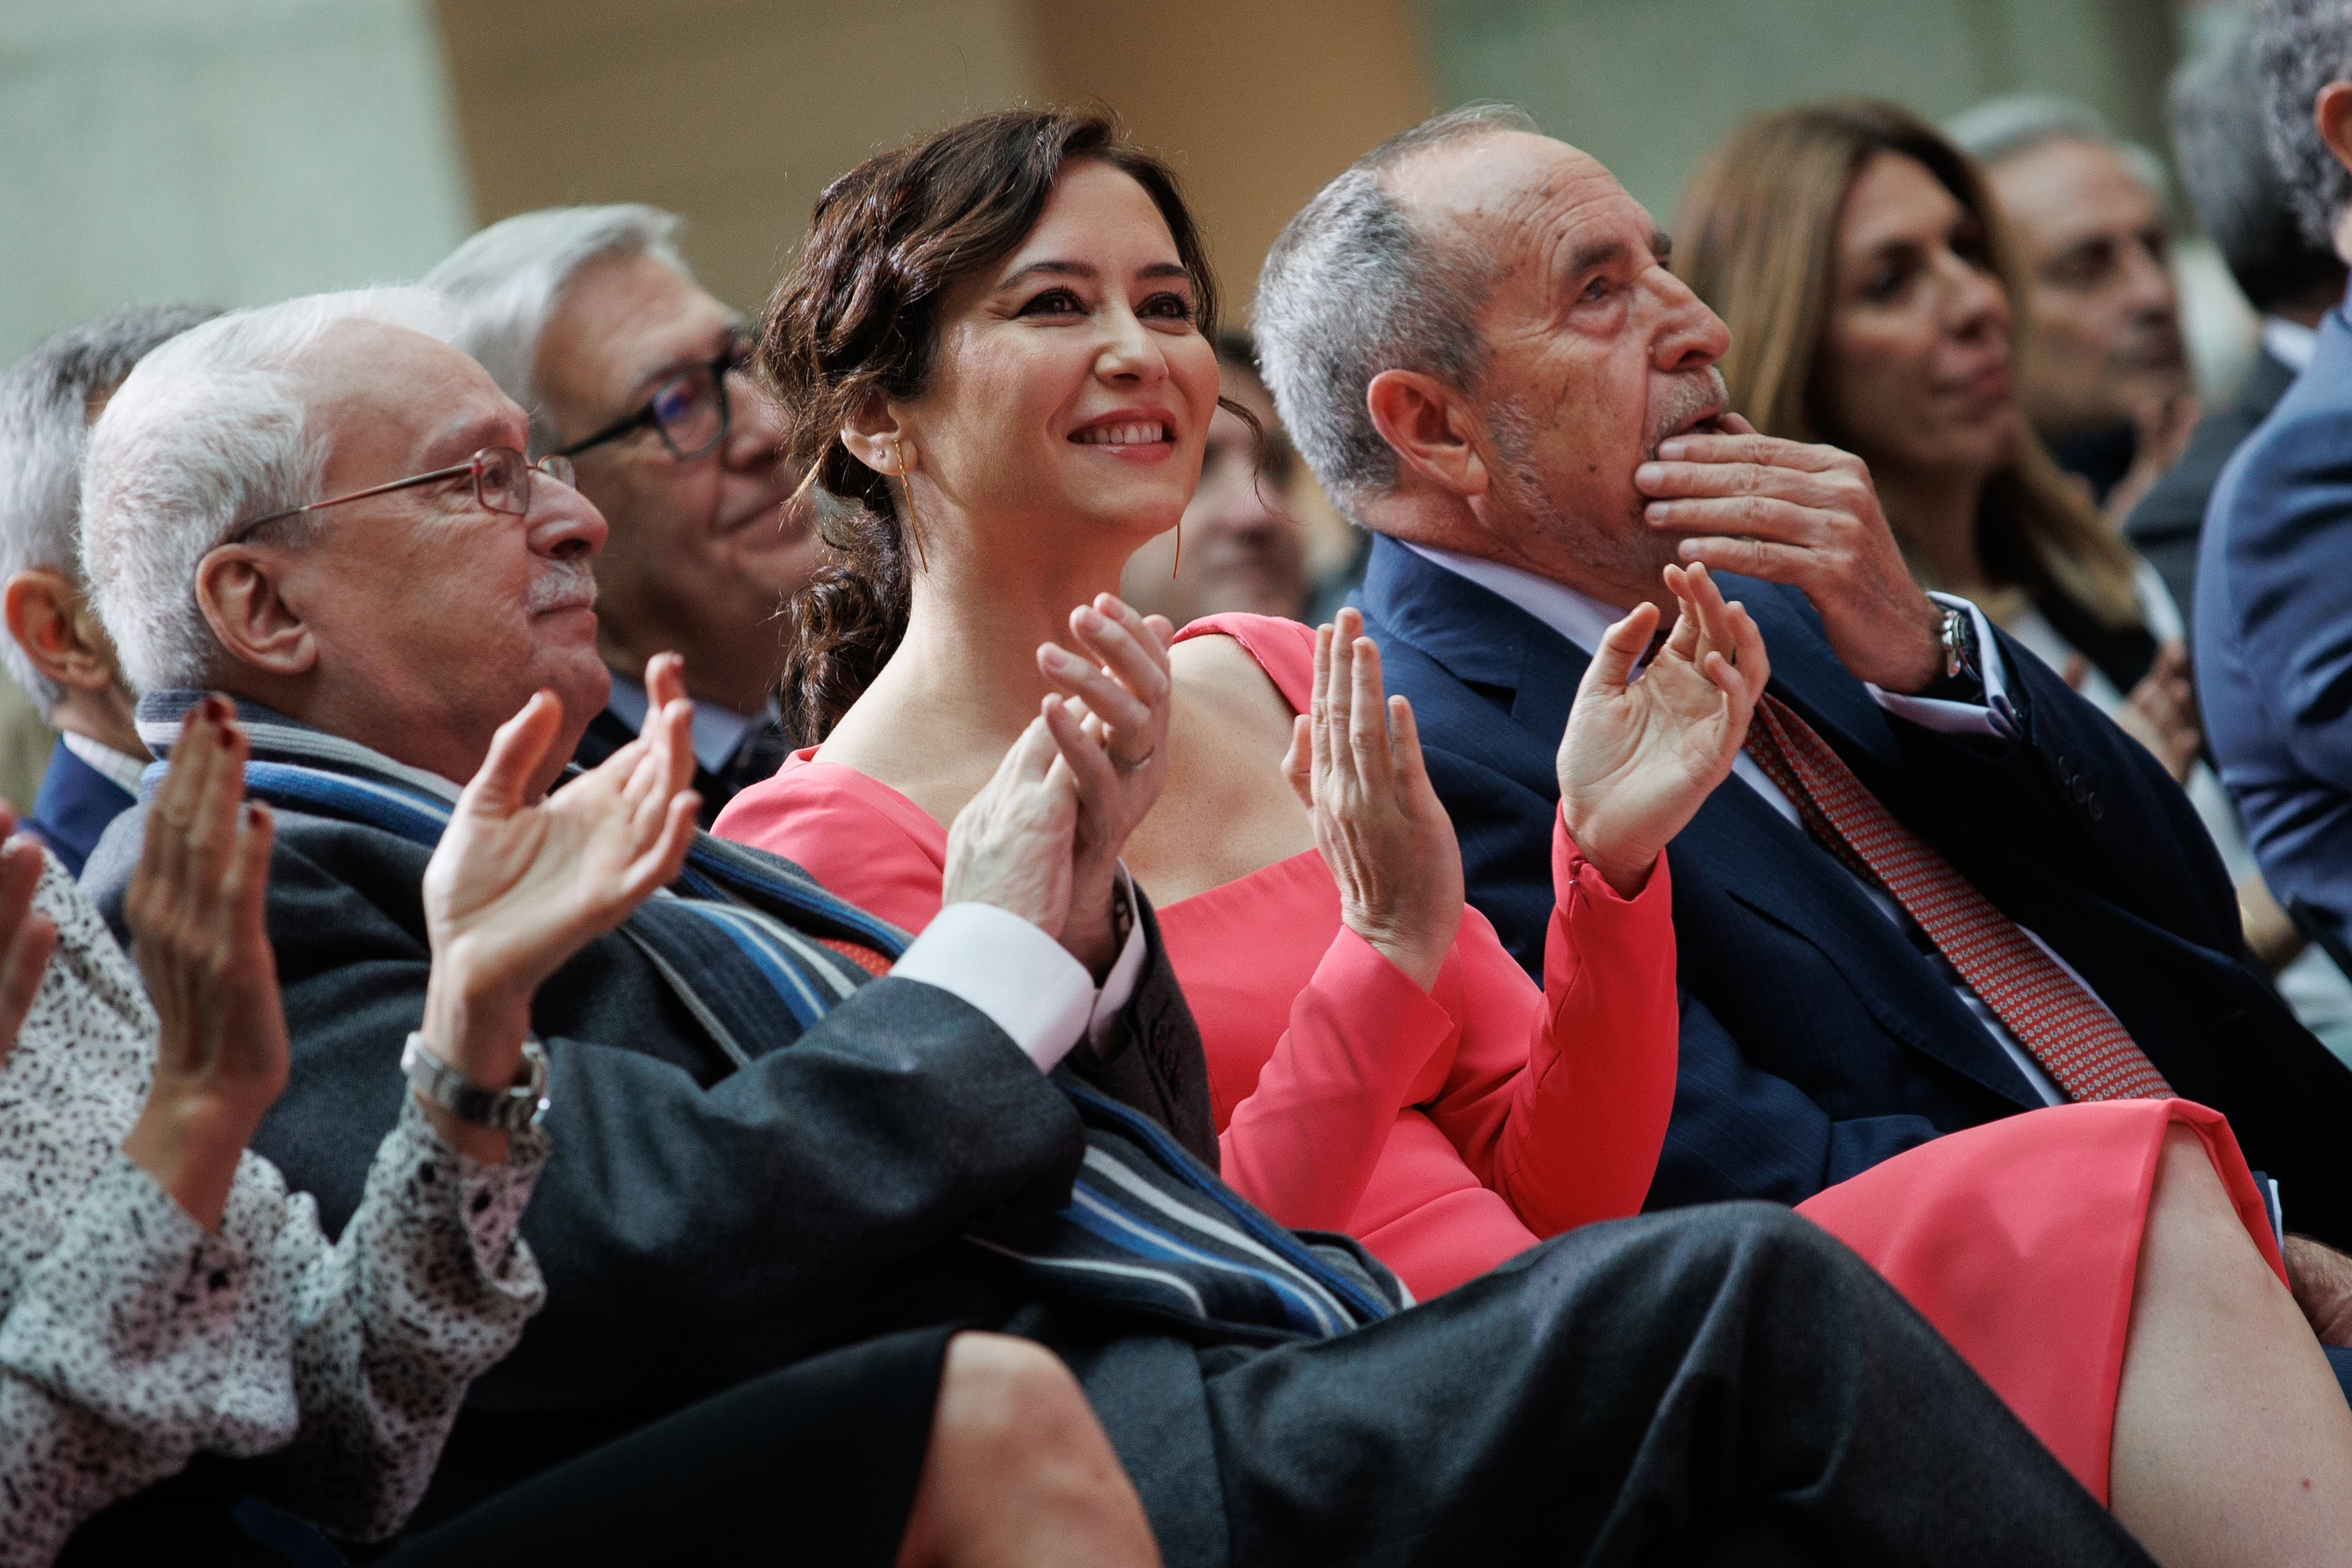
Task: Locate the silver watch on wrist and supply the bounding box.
[1935,605,1982,688]
[401,1032,550,1132]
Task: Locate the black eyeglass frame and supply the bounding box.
[553,334,752,464]
[221,446,575,546]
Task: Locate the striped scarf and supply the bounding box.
[136,694,1401,1342]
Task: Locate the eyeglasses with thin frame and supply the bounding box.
[223,446,576,546]
[554,332,752,464]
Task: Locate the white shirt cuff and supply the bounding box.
[1866,593,2019,742]
[888,872,1148,1075]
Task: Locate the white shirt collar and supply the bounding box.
[603,673,772,774]
[2262,315,2320,373]
[1398,539,1628,654]
[61,732,149,796]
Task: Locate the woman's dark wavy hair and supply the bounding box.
[762,107,1225,744]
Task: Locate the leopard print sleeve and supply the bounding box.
[247,1099,549,1540]
[0,856,549,1561]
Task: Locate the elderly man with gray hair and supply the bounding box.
[426,206,818,818]
[1947,95,2194,509]
[1262,105,2352,1283]
[0,305,216,872]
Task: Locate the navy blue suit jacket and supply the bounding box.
[24,738,134,878]
[2200,298,2352,944]
[1360,533,2352,1242]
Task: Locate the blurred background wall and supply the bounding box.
[0,0,472,810]
[0,0,2248,807]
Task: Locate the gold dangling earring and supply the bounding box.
[891,435,929,573]
[1171,514,1181,578]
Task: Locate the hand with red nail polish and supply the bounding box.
[120,697,285,1231]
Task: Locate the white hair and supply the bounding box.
[424,204,689,453]
[1943,94,2172,203]
[80,286,457,695]
[0,305,218,716]
[1254,104,1540,519]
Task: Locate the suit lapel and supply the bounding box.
[1359,535,1582,794]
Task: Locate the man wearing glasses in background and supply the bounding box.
[427,206,819,818]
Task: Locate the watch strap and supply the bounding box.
[1915,606,1985,705]
[402,1033,550,1132]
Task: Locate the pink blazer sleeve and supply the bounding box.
[1422,808,1679,1237]
[1213,925,1461,1231]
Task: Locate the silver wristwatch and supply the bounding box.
[401,1032,550,1132]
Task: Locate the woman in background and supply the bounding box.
[1116,331,1311,627]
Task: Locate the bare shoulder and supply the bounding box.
[1170,631,1299,747]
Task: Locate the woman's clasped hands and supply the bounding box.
[942,595,1173,978]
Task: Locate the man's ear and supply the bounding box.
[1365,370,1490,500]
[839,391,913,476]
[3,571,126,693]
[2317,83,2352,257]
[195,549,315,678]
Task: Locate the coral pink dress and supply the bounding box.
[719,615,1684,1301]
[716,613,2287,1501]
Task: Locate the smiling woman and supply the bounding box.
[715,106,1766,1304]
[760,109,1233,751]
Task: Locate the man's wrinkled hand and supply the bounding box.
[942,712,1084,956]
[1635,413,1945,693]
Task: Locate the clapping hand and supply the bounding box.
[2116,641,2200,785]
[1559,563,1769,897]
[1282,607,1462,992]
[418,653,700,1157]
[942,713,1083,945]
[1033,595,1173,976]
[120,698,286,1230]
[0,811,56,1069]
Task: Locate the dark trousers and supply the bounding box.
[381,1324,951,1566]
[1193,1203,2153,1567]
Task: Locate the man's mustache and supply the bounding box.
[1644,371,1730,460]
[526,561,599,614]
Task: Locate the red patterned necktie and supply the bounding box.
[813,935,894,977]
[1742,694,2172,1102]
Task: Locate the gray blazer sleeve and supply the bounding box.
[197,819,1099,1410]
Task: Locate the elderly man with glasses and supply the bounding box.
[426,205,820,817]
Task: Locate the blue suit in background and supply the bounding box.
[1358,532,2352,1244]
[2200,295,2352,952]
[22,737,134,878]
